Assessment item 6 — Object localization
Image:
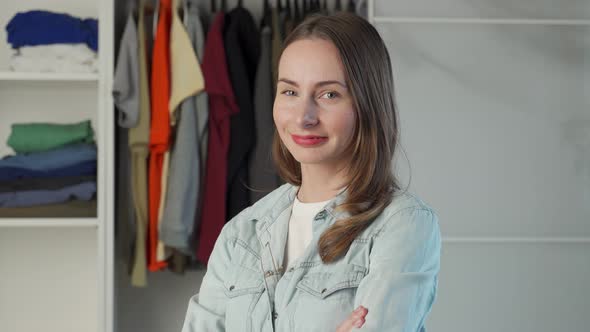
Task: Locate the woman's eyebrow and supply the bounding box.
[278,78,347,89]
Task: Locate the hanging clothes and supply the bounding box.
[148,0,172,272]
[161,0,208,274]
[277,2,288,40]
[223,5,260,221]
[355,0,368,18]
[182,0,210,250]
[158,0,205,260]
[293,0,302,26]
[270,6,282,89]
[283,1,294,37]
[196,11,239,264]
[250,25,282,204]
[113,11,140,280]
[126,0,153,287]
[113,12,140,128]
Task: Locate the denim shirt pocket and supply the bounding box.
[292,264,368,331]
[223,256,265,331]
[223,269,265,297]
[296,263,368,300]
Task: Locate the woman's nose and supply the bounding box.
[297,100,319,129]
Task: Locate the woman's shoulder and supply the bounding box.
[385,190,437,216]
[367,190,439,238]
[222,183,295,235]
[365,190,442,271]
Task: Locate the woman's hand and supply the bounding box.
[336,305,368,331]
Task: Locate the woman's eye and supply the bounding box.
[321,91,339,99]
[282,90,296,96]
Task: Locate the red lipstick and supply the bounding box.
[291,134,328,147]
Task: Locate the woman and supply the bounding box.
[182,12,441,332]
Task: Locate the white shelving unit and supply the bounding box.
[0,71,99,81]
[0,218,99,228]
[0,1,114,332]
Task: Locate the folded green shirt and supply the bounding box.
[7,120,95,153]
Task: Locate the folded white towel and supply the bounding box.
[15,44,97,63]
[9,55,98,73]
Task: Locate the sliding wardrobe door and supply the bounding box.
[370,0,590,331]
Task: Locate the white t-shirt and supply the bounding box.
[284,196,331,268]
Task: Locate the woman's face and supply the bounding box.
[273,38,357,171]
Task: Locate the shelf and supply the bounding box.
[0,218,99,228]
[372,17,590,26]
[0,71,99,82]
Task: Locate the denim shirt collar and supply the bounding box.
[252,183,351,246]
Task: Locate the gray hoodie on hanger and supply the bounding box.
[159,0,209,255]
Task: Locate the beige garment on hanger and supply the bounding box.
[129,0,151,288]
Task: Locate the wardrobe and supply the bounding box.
[0,0,588,332]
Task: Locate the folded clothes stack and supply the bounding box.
[5,10,99,73]
[0,120,98,218]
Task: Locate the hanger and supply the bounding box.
[278,0,283,12]
[238,0,243,7]
[335,0,342,11]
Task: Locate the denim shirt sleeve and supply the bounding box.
[181,219,236,332]
[354,207,442,331]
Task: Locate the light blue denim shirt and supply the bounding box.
[182,183,441,331]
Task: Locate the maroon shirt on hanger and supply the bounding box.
[196,12,239,264]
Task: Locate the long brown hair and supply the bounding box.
[272,12,401,263]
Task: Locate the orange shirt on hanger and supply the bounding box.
[148,0,172,272]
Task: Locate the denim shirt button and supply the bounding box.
[264,270,273,277]
[229,285,235,291]
[314,210,327,220]
[321,288,327,294]
[288,267,294,273]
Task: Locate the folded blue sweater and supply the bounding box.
[6,10,98,51]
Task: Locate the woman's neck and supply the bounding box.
[297,163,348,203]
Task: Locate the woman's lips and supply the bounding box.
[291,134,328,146]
